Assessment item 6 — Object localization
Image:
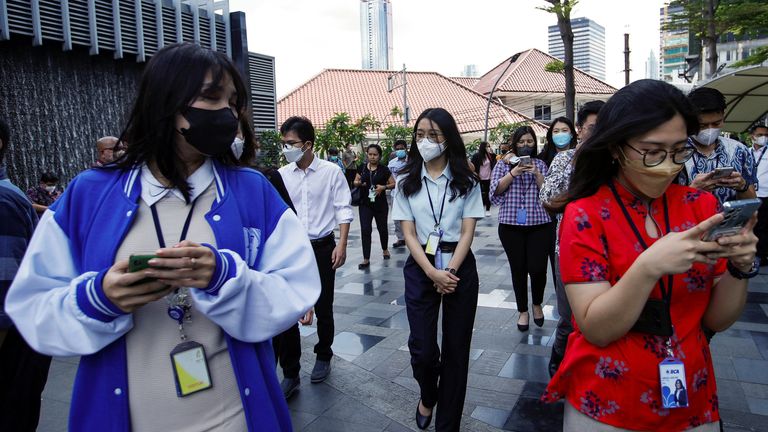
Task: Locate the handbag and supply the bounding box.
[350,187,362,206]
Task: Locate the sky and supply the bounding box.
[229,0,668,98]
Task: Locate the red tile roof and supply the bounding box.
[474,48,618,95]
[448,76,481,88]
[277,69,547,136]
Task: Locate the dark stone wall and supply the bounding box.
[0,36,143,190]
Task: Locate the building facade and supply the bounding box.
[359,0,392,70]
[645,49,660,80]
[548,17,606,81]
[659,3,690,82]
[0,0,275,189]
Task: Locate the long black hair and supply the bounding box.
[115,43,251,201]
[400,108,478,201]
[538,116,576,166]
[470,141,495,172]
[547,79,699,213]
[508,126,538,157]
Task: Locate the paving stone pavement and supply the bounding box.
[36,207,768,431]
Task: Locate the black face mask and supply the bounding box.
[179,107,238,156]
[517,145,535,157]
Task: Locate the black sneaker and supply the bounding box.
[280,376,300,399]
[310,359,332,383]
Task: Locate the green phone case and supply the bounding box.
[128,254,157,273]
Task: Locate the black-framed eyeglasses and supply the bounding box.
[625,143,695,167]
[280,140,306,150]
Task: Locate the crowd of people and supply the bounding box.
[0,42,763,432]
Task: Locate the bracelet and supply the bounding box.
[726,258,759,279]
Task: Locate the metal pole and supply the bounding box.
[483,57,515,142]
[402,64,408,127]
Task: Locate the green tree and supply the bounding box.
[489,121,527,144]
[539,0,577,121]
[257,129,283,168]
[315,112,380,160]
[663,0,768,79]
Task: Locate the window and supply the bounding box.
[534,104,551,121]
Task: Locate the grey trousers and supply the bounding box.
[553,252,573,358]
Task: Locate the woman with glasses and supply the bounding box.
[353,144,395,269]
[393,108,484,431]
[543,79,757,431]
[490,126,551,331]
[6,43,320,431]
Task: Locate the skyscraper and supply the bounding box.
[548,17,606,81]
[659,3,690,82]
[360,0,393,70]
[645,50,660,80]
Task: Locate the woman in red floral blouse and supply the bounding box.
[544,79,758,431]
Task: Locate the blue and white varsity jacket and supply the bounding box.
[6,161,321,431]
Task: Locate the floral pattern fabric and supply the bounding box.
[543,181,726,431]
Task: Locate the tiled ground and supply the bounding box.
[37,208,768,431]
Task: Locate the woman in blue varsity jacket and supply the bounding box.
[6,43,320,432]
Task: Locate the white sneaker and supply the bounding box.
[484,211,491,217]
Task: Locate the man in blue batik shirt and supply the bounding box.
[677,87,756,203]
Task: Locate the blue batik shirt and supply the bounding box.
[677,136,756,203]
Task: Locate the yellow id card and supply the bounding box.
[425,231,442,256]
[171,341,213,397]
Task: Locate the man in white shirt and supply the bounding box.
[751,124,768,264]
[387,140,409,248]
[276,116,353,396]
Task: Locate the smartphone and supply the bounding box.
[518,155,532,166]
[710,166,735,180]
[703,198,761,241]
[128,254,158,272]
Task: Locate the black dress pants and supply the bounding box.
[404,252,479,432]
[498,223,551,312]
[273,236,337,375]
[360,203,389,260]
[479,179,491,211]
[0,326,51,431]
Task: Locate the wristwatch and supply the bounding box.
[727,258,760,279]
[444,268,457,275]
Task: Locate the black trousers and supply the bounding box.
[0,326,51,431]
[755,197,768,259]
[498,223,551,312]
[479,179,491,211]
[272,236,337,375]
[404,252,479,432]
[360,203,389,260]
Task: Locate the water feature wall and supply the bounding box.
[0,36,143,190]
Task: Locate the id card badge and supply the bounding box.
[170,341,213,397]
[516,207,527,224]
[435,247,443,269]
[368,188,377,202]
[425,230,442,256]
[659,357,688,409]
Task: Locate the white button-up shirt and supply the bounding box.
[140,158,214,206]
[753,145,768,198]
[279,155,354,240]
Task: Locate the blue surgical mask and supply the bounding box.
[395,149,407,159]
[552,132,572,149]
[329,156,339,162]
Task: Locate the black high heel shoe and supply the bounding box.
[517,311,529,332]
[533,306,545,327]
[415,400,433,430]
[358,261,370,270]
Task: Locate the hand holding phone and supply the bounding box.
[703,198,761,241]
[710,166,735,180]
[518,155,532,166]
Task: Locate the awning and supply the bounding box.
[699,65,768,133]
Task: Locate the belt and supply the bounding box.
[421,241,458,253]
[310,234,335,246]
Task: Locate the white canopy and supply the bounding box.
[699,65,768,133]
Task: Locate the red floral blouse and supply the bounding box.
[543,181,726,431]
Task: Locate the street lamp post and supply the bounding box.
[387,64,409,127]
[483,56,515,142]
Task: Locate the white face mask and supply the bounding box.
[755,136,768,147]
[417,138,445,162]
[694,128,721,146]
[45,185,56,193]
[231,137,244,159]
[283,145,306,163]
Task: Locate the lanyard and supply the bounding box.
[423,177,448,229]
[150,197,199,248]
[755,146,767,168]
[608,181,673,306]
